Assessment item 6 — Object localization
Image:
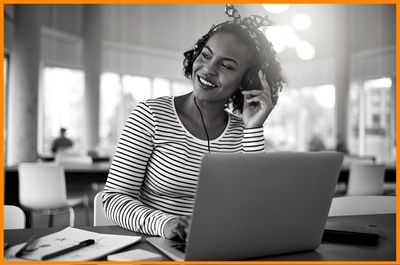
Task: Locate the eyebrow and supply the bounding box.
[204,45,239,66]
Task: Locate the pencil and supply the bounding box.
[15,234,36,258]
[41,239,95,261]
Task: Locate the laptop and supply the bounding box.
[147,152,344,260]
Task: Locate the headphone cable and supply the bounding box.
[193,96,211,153]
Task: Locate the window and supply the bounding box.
[99,72,122,152]
[40,67,85,156]
[99,73,192,153]
[372,114,380,126]
[122,75,152,105]
[266,84,335,152]
[4,53,10,164]
[172,81,192,96]
[153,78,171,98]
[348,77,395,165]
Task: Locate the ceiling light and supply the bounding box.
[265,26,286,53]
[291,13,311,31]
[295,40,316,60]
[262,4,290,14]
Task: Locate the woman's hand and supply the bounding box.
[241,70,274,128]
[163,216,191,241]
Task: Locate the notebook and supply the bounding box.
[147,152,344,260]
[5,227,141,261]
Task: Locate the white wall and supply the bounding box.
[9,4,395,89]
[351,46,396,80]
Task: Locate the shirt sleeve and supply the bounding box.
[242,126,265,152]
[102,101,176,237]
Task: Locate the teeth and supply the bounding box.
[199,77,216,88]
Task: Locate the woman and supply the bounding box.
[102,4,285,240]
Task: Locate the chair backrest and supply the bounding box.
[93,191,116,226]
[328,195,396,216]
[4,205,26,229]
[18,163,68,210]
[347,164,385,195]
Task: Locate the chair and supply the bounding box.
[328,195,396,216]
[347,164,385,195]
[18,163,90,227]
[93,191,116,226]
[4,205,26,229]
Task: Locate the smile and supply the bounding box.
[198,76,218,88]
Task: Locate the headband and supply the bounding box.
[211,4,274,52]
[184,5,283,108]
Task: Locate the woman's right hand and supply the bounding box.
[163,216,191,241]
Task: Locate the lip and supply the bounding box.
[197,75,219,90]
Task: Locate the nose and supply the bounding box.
[204,60,217,76]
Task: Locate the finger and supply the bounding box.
[242,89,272,109]
[243,89,270,104]
[182,216,192,227]
[245,96,261,104]
[247,93,273,109]
[176,216,191,241]
[179,216,190,226]
[242,90,263,96]
[257,71,273,101]
[164,218,179,239]
[242,90,263,95]
[258,70,269,90]
[175,222,187,240]
[264,81,272,101]
[184,226,191,242]
[242,92,254,105]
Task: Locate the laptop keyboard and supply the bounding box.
[171,242,186,253]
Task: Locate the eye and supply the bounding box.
[201,51,211,60]
[221,63,234,71]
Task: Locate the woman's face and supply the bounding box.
[191,32,252,104]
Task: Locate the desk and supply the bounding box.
[4,214,395,261]
[5,162,111,173]
[5,164,396,206]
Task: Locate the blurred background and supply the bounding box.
[4,4,396,166]
[3,4,396,227]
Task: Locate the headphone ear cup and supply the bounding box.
[241,68,262,91]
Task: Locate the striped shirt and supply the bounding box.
[103,96,265,237]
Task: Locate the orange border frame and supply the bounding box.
[0,2,398,265]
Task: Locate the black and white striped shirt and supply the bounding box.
[103,96,265,236]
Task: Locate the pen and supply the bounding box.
[41,239,95,261]
[15,234,36,257]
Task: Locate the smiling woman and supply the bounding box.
[191,32,252,106]
[102,4,285,240]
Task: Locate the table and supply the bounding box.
[5,163,396,206]
[4,214,395,261]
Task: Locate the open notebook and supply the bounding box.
[5,227,141,261]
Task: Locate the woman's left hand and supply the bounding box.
[163,215,192,241]
[241,70,274,128]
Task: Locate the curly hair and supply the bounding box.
[183,22,286,114]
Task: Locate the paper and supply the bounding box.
[5,227,141,261]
